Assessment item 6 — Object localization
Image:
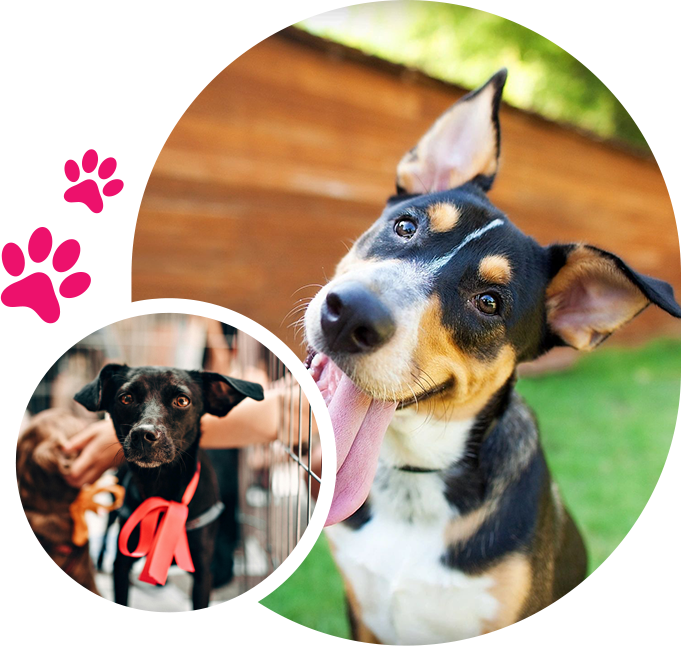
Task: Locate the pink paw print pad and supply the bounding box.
[64,149,124,213]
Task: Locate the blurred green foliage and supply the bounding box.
[297,0,681,165]
[299,1,647,151]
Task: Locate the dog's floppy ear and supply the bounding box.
[545,244,681,350]
[192,371,265,417]
[74,363,130,412]
[396,69,507,195]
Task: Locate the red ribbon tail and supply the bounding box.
[174,527,194,574]
[140,501,191,585]
[117,467,201,586]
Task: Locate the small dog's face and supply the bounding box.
[306,70,681,418]
[75,365,264,469]
[109,368,203,468]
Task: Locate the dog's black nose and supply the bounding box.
[321,281,396,354]
[131,425,160,448]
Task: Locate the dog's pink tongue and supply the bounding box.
[325,372,397,526]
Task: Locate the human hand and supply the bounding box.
[62,418,123,488]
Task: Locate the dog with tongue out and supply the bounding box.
[305,70,681,644]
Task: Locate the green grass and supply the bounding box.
[261,339,681,638]
[262,533,352,639]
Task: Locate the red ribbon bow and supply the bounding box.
[118,464,201,586]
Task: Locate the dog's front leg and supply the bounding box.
[188,524,217,610]
[347,607,382,643]
[191,560,212,610]
[113,550,135,606]
[343,575,383,644]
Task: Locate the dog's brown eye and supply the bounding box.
[475,293,499,315]
[175,396,191,408]
[394,216,417,239]
[119,393,133,405]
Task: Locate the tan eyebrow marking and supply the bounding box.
[427,202,460,232]
[479,255,512,284]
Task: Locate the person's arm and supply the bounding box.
[200,382,317,447]
[200,395,278,448]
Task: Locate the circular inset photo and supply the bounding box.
[16,311,325,611]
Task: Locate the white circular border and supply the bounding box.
[0,298,336,627]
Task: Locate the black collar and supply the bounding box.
[394,465,442,474]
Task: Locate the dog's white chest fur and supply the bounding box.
[326,413,499,644]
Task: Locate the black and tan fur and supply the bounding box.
[305,70,681,643]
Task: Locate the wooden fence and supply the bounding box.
[132,28,681,356]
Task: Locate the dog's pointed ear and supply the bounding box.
[192,372,265,417]
[74,364,129,412]
[396,69,507,195]
[545,244,681,350]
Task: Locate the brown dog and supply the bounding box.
[17,410,100,593]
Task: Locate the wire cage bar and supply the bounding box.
[233,334,321,593]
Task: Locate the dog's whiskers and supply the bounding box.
[290,283,324,297]
[281,298,315,327]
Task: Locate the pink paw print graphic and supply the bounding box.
[64,149,124,213]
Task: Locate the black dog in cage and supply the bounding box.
[75,364,264,609]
